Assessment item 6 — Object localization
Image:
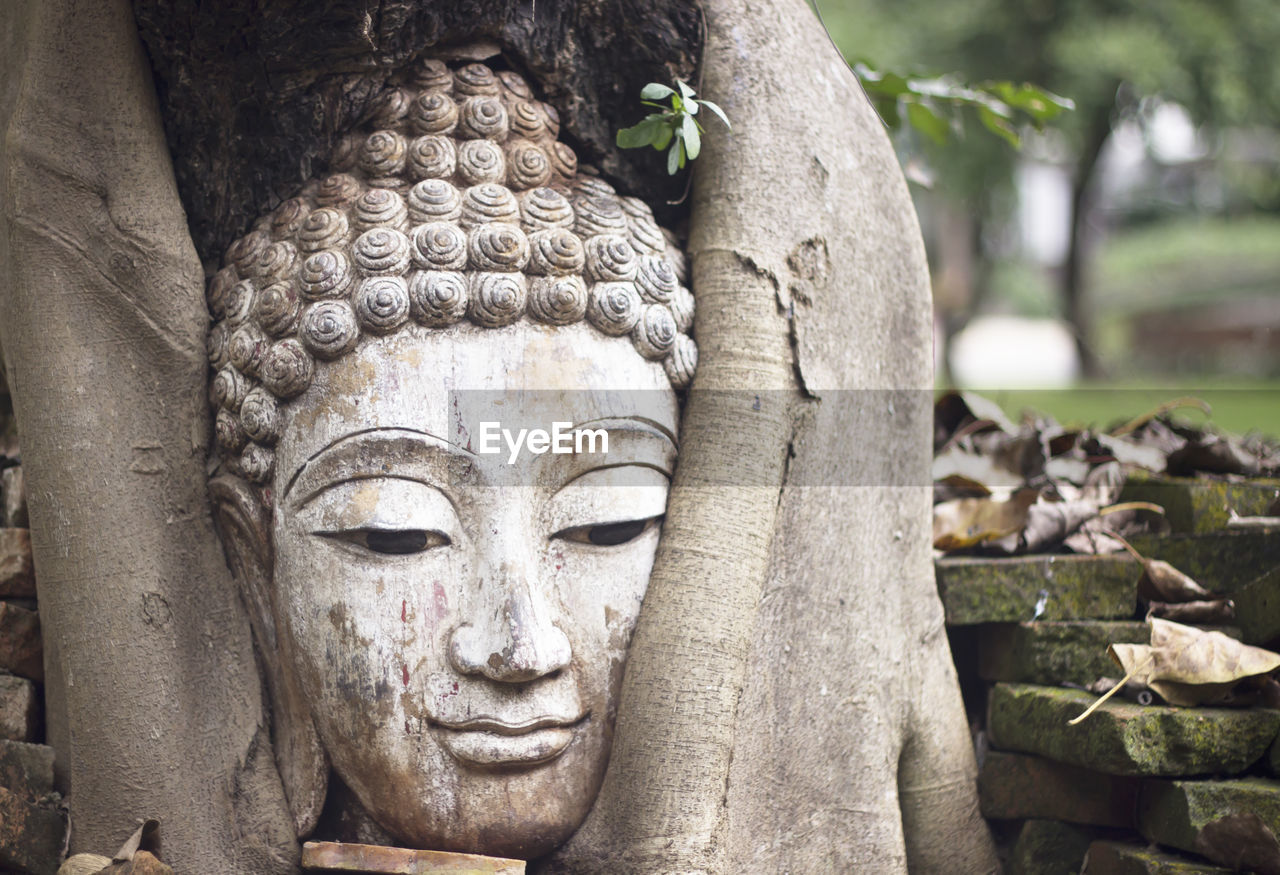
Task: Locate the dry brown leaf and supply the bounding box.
[1147,598,1236,625]
[1108,532,1212,603]
[1069,618,1280,723]
[1110,397,1211,437]
[932,489,1038,551]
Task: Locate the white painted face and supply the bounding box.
[271,320,678,857]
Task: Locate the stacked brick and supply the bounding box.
[939,475,1280,873]
[1,395,65,874]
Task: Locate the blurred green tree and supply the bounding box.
[821,0,1280,378]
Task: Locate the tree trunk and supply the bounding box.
[551,0,995,870]
[1,1,993,871]
[1061,93,1118,380]
[0,1,297,870]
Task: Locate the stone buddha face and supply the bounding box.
[205,59,696,859]
[272,322,676,856]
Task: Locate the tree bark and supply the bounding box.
[549,0,997,870]
[1061,92,1118,380]
[0,0,297,870]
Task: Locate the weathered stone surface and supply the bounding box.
[936,556,1137,626]
[1119,472,1280,535]
[1235,566,1280,646]
[979,750,1139,827]
[0,674,39,742]
[0,528,35,598]
[979,621,1152,686]
[0,740,55,802]
[1009,819,1095,875]
[0,466,26,528]
[1138,778,1280,860]
[987,683,1280,777]
[1129,529,1280,594]
[301,840,525,872]
[0,784,63,875]
[0,601,42,681]
[1082,840,1230,874]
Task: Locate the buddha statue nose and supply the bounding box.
[448,560,572,683]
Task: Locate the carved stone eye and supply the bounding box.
[352,529,450,554]
[558,518,653,546]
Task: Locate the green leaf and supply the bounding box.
[988,81,1075,123]
[616,118,664,149]
[666,139,682,175]
[676,79,696,101]
[903,98,950,145]
[681,113,701,159]
[652,123,674,151]
[977,104,1021,148]
[699,99,731,129]
[641,83,675,100]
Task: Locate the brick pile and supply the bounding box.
[940,474,1280,873]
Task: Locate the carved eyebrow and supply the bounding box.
[282,427,473,503]
[572,416,678,449]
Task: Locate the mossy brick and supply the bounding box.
[987,683,1280,777]
[0,674,39,742]
[0,740,54,802]
[1234,566,1280,646]
[978,622,1241,686]
[1009,819,1096,875]
[1138,778,1280,857]
[1119,472,1280,535]
[0,784,62,875]
[936,556,1138,626]
[979,621,1151,686]
[979,750,1139,827]
[1082,840,1230,874]
[0,528,34,598]
[1128,529,1280,594]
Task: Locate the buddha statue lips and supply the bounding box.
[207,57,693,859]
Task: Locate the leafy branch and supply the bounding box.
[617,80,731,175]
[852,62,1075,149]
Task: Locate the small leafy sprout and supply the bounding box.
[617,80,731,175]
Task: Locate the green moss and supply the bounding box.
[936,556,1137,626]
[1128,530,1280,594]
[978,621,1152,686]
[988,684,1280,777]
[1139,777,1280,855]
[1084,840,1232,874]
[1235,566,1280,646]
[1120,472,1280,535]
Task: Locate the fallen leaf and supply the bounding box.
[1147,598,1236,625]
[1069,618,1280,723]
[1167,433,1262,477]
[1194,812,1280,875]
[1109,532,1212,603]
[1110,397,1211,437]
[932,489,1038,551]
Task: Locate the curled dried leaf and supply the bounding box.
[1147,598,1236,625]
[1071,618,1280,723]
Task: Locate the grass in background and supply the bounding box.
[968,381,1280,437]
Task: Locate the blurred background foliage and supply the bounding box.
[818,0,1280,433]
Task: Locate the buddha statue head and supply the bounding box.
[204,59,696,859]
